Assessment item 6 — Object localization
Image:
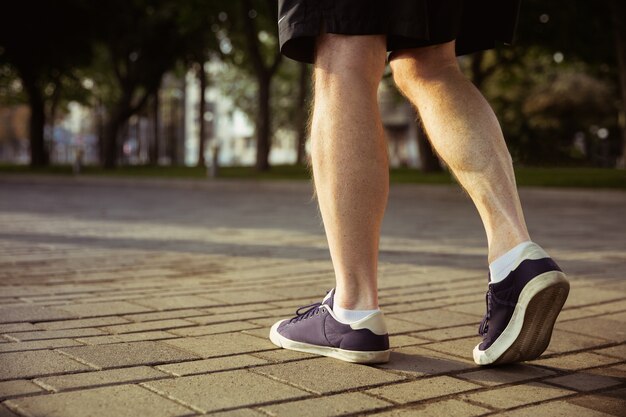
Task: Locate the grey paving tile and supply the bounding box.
[0,350,92,380]
[0,339,84,353]
[156,354,268,376]
[162,332,276,357]
[58,301,153,318]
[251,357,404,394]
[0,380,44,400]
[0,305,77,324]
[35,366,169,391]
[463,382,574,409]
[366,376,481,404]
[59,341,200,368]
[260,392,391,417]
[143,369,309,413]
[6,384,193,417]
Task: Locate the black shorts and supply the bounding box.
[278,0,522,63]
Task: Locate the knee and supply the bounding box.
[390,41,460,94]
[314,33,387,92]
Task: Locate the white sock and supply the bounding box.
[333,304,380,324]
[489,241,538,283]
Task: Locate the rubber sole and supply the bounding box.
[473,271,570,366]
[269,320,390,364]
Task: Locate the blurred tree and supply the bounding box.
[0,0,93,166]
[464,0,623,165]
[93,0,185,168]
[219,0,282,171]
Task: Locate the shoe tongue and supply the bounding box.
[322,289,335,309]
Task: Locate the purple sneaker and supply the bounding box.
[474,245,570,365]
[269,289,390,363]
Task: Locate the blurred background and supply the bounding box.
[0,0,624,185]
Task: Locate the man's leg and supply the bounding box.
[389,42,569,366]
[389,42,529,262]
[310,33,389,311]
[268,33,391,363]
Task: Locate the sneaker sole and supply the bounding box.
[269,320,391,364]
[473,270,570,366]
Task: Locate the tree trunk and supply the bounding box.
[609,0,626,168]
[149,93,160,165]
[295,62,309,165]
[24,82,47,167]
[415,119,442,172]
[103,110,121,169]
[96,101,105,165]
[197,62,207,167]
[168,94,177,165]
[256,73,271,171]
[103,99,130,169]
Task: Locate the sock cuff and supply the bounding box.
[489,241,538,283]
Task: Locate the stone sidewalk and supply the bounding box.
[0,175,624,417]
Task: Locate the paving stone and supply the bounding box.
[168,321,259,337]
[242,327,273,339]
[202,291,279,305]
[5,384,193,417]
[122,308,206,322]
[0,350,92,380]
[412,325,478,342]
[457,364,555,386]
[143,370,309,413]
[185,311,266,325]
[35,366,169,392]
[205,303,275,315]
[375,346,474,377]
[0,305,77,323]
[251,357,404,394]
[497,401,614,416]
[0,404,19,417]
[419,337,481,359]
[593,344,626,359]
[99,319,194,334]
[76,331,178,345]
[389,308,478,329]
[260,392,392,417]
[556,317,626,342]
[58,301,153,318]
[156,354,268,376]
[546,373,622,392]
[132,295,221,310]
[0,380,44,400]
[370,399,489,417]
[59,341,200,368]
[567,388,626,417]
[5,328,106,341]
[463,382,574,409]
[366,376,480,404]
[250,349,316,362]
[0,338,84,353]
[545,329,610,354]
[162,332,275,358]
[35,316,131,330]
[532,352,622,371]
[0,323,38,333]
[389,335,430,348]
[587,364,626,379]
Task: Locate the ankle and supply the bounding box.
[488,233,531,263]
[334,286,379,310]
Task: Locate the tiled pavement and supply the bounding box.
[0,175,624,417]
